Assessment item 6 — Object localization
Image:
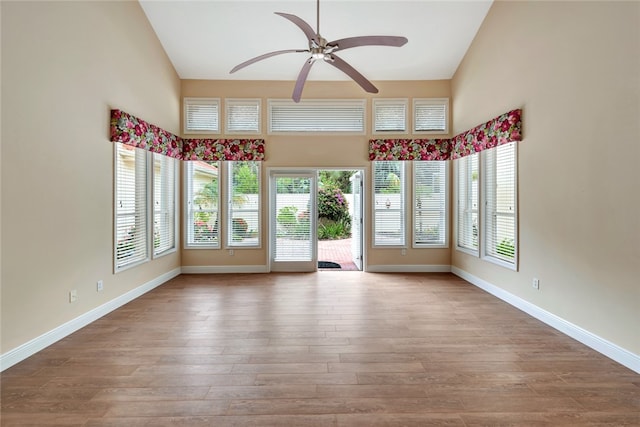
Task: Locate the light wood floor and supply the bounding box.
[2,272,638,426]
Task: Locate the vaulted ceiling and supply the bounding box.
[140,1,493,82]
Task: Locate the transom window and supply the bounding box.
[268,99,365,133]
[373,99,408,134]
[414,98,449,134]
[225,98,261,134]
[184,97,220,134]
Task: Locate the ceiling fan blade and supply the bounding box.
[327,54,378,94]
[275,12,319,44]
[328,36,408,51]
[292,59,315,103]
[230,49,308,74]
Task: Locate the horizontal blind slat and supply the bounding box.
[269,100,365,132]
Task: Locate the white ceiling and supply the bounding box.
[140,0,492,82]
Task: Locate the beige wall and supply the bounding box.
[1,1,181,353]
[451,1,640,354]
[181,80,452,269]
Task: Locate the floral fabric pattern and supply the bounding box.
[368,109,522,161]
[451,109,522,159]
[369,139,451,161]
[110,109,183,159]
[110,109,265,161]
[182,139,265,161]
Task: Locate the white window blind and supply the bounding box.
[373,161,405,246]
[268,99,365,133]
[413,161,448,246]
[483,142,517,265]
[115,144,148,271]
[228,161,260,247]
[184,98,220,133]
[414,98,449,133]
[153,153,177,257]
[226,99,261,134]
[373,99,407,133]
[456,153,479,253]
[185,161,220,248]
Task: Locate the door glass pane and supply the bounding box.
[274,176,312,261]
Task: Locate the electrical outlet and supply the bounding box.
[229,249,234,256]
[69,289,78,303]
[401,249,406,256]
[97,280,104,292]
[532,278,540,290]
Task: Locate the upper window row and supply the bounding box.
[184,98,449,135]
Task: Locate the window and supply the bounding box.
[114,144,149,271]
[414,98,449,134]
[373,161,405,246]
[225,98,261,134]
[483,142,517,267]
[413,161,448,247]
[152,153,177,257]
[373,99,407,134]
[456,153,479,254]
[228,161,261,247]
[185,161,220,248]
[268,99,365,133]
[184,98,220,134]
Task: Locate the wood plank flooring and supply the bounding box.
[2,272,638,426]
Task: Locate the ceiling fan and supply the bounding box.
[229,0,408,102]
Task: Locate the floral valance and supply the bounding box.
[110,109,183,159]
[110,109,265,161]
[451,109,522,159]
[182,139,265,161]
[368,109,522,161]
[369,139,451,161]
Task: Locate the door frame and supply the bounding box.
[267,167,366,272]
[269,169,317,272]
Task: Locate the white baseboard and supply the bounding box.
[181,265,269,274]
[366,264,451,273]
[451,266,640,374]
[0,268,181,372]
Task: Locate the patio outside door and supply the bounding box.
[270,172,317,272]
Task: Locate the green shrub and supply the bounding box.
[318,218,351,240]
[318,185,351,236]
[277,206,297,227]
[496,238,515,258]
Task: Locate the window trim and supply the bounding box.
[372,98,408,135]
[454,153,480,257]
[114,144,151,273]
[413,98,449,135]
[183,97,221,135]
[225,98,262,135]
[481,142,518,271]
[372,161,407,248]
[267,99,366,135]
[184,161,221,250]
[226,161,262,249]
[412,161,449,249]
[152,153,178,259]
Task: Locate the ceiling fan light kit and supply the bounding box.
[229,0,408,103]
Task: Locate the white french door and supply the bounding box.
[270,171,317,272]
[350,171,363,270]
